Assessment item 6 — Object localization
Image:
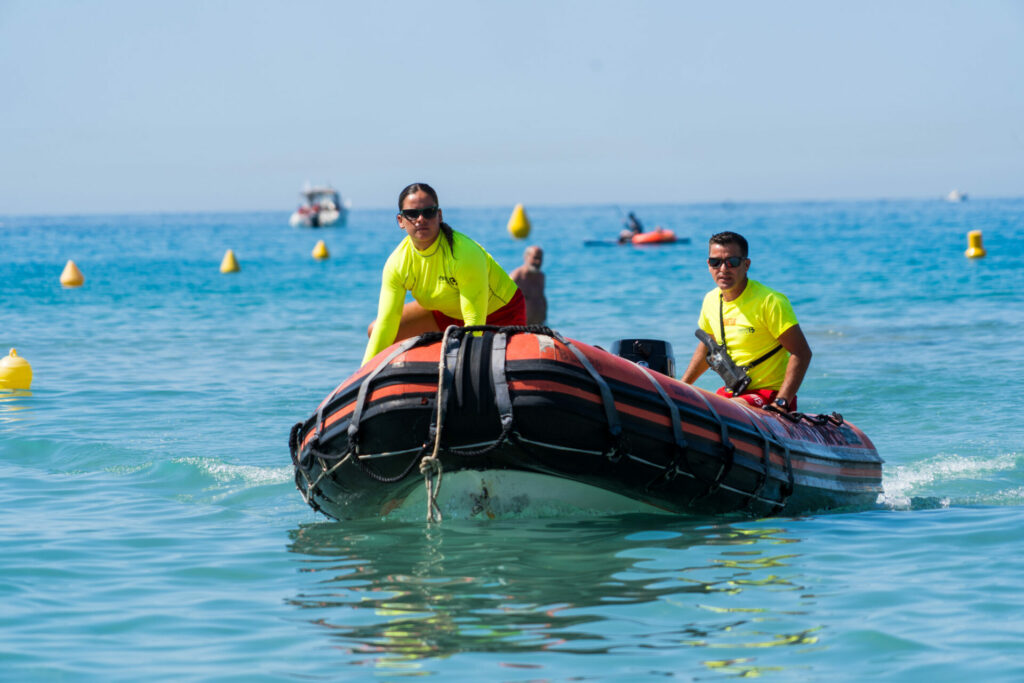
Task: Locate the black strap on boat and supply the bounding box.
[345,333,441,455]
[452,328,490,411]
[634,364,691,489]
[760,411,796,508]
[426,327,461,447]
[345,329,458,485]
[440,330,517,458]
[296,332,448,490]
[796,411,827,426]
[740,410,794,514]
[686,387,736,500]
[743,414,775,509]
[452,331,467,409]
[491,331,514,434]
[780,438,794,505]
[550,330,624,459]
[301,326,525,498]
[765,406,805,423]
[796,411,845,427]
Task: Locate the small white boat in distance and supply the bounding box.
[289,185,349,227]
[945,189,968,203]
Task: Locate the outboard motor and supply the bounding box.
[610,338,676,377]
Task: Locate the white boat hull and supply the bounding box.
[381,469,668,521]
[289,207,346,228]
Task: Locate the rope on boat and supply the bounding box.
[292,447,352,515]
[306,454,349,508]
[292,332,444,508]
[765,406,843,427]
[343,442,430,483]
[419,324,462,523]
[414,324,536,520]
[792,410,845,427]
[420,455,443,523]
[293,325,537,517]
[292,324,837,518]
[346,334,441,454]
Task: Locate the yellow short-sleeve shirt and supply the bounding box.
[698,279,799,391]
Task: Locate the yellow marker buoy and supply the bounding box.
[965,230,986,259]
[312,240,329,260]
[0,348,32,390]
[507,203,531,239]
[60,260,84,287]
[220,249,240,273]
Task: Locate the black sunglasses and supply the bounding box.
[708,256,745,268]
[399,207,440,220]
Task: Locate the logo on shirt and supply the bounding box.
[724,317,755,334]
[438,275,458,287]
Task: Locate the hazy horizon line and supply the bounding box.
[3,192,1017,220]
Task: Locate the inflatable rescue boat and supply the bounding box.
[290,327,882,520]
[630,228,677,245]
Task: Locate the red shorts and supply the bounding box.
[431,289,527,330]
[716,386,798,411]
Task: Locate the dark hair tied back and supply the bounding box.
[439,222,455,249]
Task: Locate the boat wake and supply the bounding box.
[174,457,294,487]
[879,452,1024,510]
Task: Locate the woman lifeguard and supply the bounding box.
[363,183,526,365]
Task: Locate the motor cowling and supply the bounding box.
[610,338,676,377]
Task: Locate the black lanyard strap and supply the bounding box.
[719,293,782,371]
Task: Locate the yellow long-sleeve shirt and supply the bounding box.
[363,230,518,364]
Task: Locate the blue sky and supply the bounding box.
[2,1,1022,214]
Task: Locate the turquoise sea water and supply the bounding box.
[2,199,1023,680]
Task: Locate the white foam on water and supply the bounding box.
[980,486,1024,505]
[175,457,294,486]
[880,452,1022,510]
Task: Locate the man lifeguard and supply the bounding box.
[510,245,547,325]
[679,231,812,412]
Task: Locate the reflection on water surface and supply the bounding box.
[287,516,820,677]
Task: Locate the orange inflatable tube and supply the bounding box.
[631,228,676,245]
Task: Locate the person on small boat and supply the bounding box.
[510,245,547,325]
[679,231,812,412]
[618,212,644,243]
[363,183,526,365]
